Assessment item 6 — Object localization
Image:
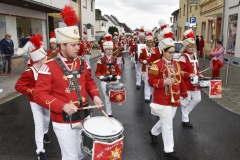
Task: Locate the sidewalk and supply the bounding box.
[0,50,101,104]
[198,56,240,115]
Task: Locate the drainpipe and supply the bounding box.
[219,0,226,41]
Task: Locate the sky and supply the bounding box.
[95,0,179,31]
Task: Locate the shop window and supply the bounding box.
[208,20,213,41]
[227,14,238,55]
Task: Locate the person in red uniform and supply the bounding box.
[81,31,92,68]
[129,33,138,64]
[99,33,106,57]
[148,29,188,159]
[33,5,103,160]
[46,31,60,60]
[199,35,205,57]
[95,33,121,117]
[15,34,50,160]
[139,31,161,103]
[113,32,120,58]
[115,34,125,69]
[178,29,204,128]
[77,39,86,57]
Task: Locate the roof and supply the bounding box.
[104,15,119,26]
[111,15,122,26]
[95,9,108,21]
[122,23,132,33]
[171,9,179,16]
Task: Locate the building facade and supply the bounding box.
[178,0,223,55]
[223,0,240,66]
[95,9,108,42]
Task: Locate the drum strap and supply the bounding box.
[102,57,116,75]
[54,56,90,122]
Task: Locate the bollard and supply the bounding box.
[225,62,229,89]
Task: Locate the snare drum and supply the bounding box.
[82,116,124,155]
[199,78,219,88]
[106,82,126,104]
[190,75,199,85]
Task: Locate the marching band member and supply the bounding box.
[148,27,188,159]
[95,33,121,117]
[116,34,125,70]
[178,29,204,128]
[47,31,59,60]
[158,19,168,42]
[81,31,92,68]
[78,37,86,57]
[129,32,138,64]
[135,26,146,90]
[210,41,224,78]
[33,6,102,159]
[139,31,161,103]
[15,34,50,160]
[99,33,106,57]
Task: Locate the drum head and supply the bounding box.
[83,116,123,137]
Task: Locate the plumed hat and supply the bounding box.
[29,34,46,62]
[83,31,87,39]
[158,26,175,51]
[146,31,153,41]
[103,33,113,50]
[49,31,56,43]
[183,29,195,46]
[113,32,119,39]
[139,26,145,37]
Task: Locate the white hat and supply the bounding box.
[146,31,153,41]
[133,32,138,38]
[103,33,113,50]
[29,34,46,62]
[183,29,195,46]
[158,26,175,51]
[158,19,167,31]
[139,26,145,37]
[83,31,87,39]
[49,31,56,43]
[55,5,80,44]
[113,32,119,39]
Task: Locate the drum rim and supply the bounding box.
[83,116,124,138]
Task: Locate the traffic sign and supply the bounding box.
[190,17,196,24]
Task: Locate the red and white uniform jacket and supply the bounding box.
[78,41,86,56]
[15,66,39,102]
[34,53,100,123]
[139,46,162,72]
[95,56,121,81]
[81,40,92,56]
[129,41,137,56]
[100,40,105,53]
[178,53,201,91]
[113,41,124,57]
[47,49,60,60]
[148,59,188,106]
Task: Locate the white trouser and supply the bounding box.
[52,122,87,160]
[181,90,201,122]
[117,57,123,70]
[30,102,50,154]
[130,56,135,63]
[144,68,153,99]
[151,106,177,153]
[101,81,112,115]
[135,62,142,86]
[84,55,90,68]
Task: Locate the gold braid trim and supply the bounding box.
[90,88,99,92]
[27,89,34,96]
[70,100,80,105]
[57,30,80,40]
[149,63,159,75]
[46,98,57,111]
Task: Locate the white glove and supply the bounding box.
[117,76,121,80]
[143,60,147,64]
[99,76,105,80]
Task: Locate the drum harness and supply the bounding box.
[102,57,117,82]
[54,56,90,128]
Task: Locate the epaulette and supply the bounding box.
[149,63,159,75]
[44,59,54,64]
[153,59,160,64]
[25,68,31,71]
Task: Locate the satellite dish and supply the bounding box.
[86,23,92,29]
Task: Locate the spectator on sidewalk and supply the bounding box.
[0,33,14,76]
[210,41,224,78]
[195,35,200,55]
[199,35,204,57]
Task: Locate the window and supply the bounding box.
[227,14,238,55]
[183,4,185,16]
[190,6,192,13]
[91,0,93,11]
[179,8,181,18]
[102,22,106,27]
[72,0,77,2]
[202,22,206,38]
[82,0,87,8]
[91,26,94,36]
[208,21,213,41]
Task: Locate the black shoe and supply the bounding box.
[38,152,47,160]
[145,99,150,103]
[44,134,51,143]
[182,122,193,128]
[149,131,158,144]
[108,115,113,117]
[136,85,140,90]
[164,151,179,159]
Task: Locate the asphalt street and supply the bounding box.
[0,54,240,160]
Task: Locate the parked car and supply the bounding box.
[173,41,184,60]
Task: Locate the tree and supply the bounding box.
[108,26,119,37]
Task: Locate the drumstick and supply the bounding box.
[200,67,210,73]
[99,108,114,124]
[77,104,104,110]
